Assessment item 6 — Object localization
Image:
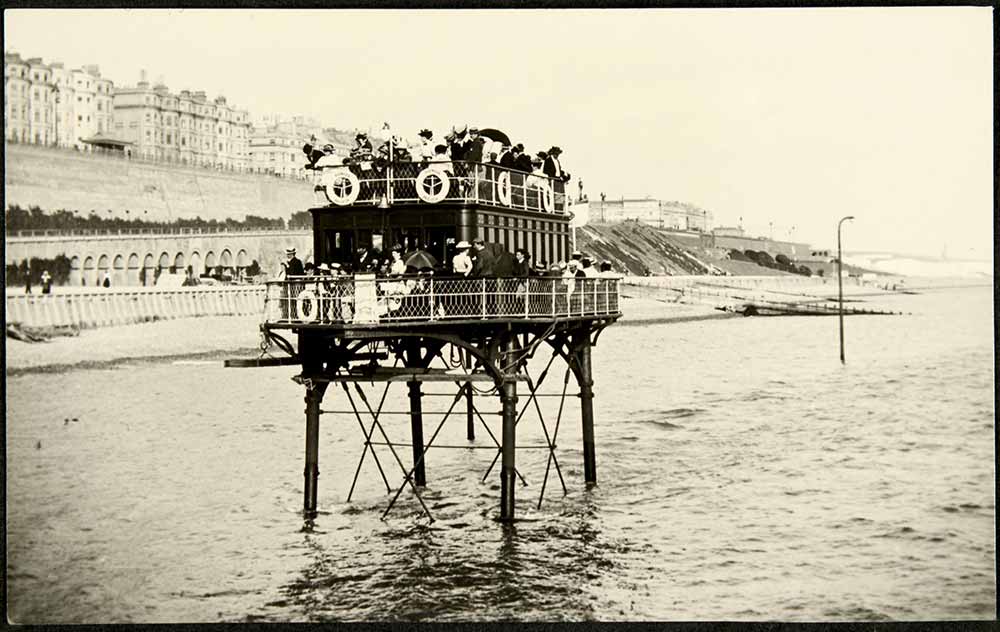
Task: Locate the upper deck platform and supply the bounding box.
[313,161,570,215]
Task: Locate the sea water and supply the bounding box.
[5,286,994,622]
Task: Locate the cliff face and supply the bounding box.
[575,222,792,276]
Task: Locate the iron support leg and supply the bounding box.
[465,384,476,440]
[303,383,327,514]
[465,350,476,440]
[407,379,427,487]
[499,376,518,521]
[577,338,597,486]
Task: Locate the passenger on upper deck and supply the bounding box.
[445,127,467,161]
[463,127,486,163]
[415,129,435,163]
[314,144,343,169]
[528,156,546,186]
[543,146,570,182]
[281,247,304,278]
[498,143,515,169]
[512,144,532,173]
[429,144,454,176]
[302,135,325,169]
[350,132,374,162]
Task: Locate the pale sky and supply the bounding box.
[5,8,994,259]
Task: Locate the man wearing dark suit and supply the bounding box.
[543,146,570,182]
[543,146,570,211]
[462,127,486,163]
[512,144,532,173]
[471,239,496,277]
[284,247,305,276]
[499,145,515,169]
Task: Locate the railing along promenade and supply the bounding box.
[7,226,303,239]
[6,285,265,330]
[316,160,570,214]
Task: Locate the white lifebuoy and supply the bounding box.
[323,169,361,206]
[539,182,554,212]
[295,289,319,322]
[416,168,450,203]
[496,171,512,206]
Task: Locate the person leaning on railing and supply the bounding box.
[278,247,305,321]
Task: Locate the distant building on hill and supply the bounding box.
[4,51,114,149]
[250,115,326,178]
[588,197,713,232]
[112,71,251,171]
[711,226,745,238]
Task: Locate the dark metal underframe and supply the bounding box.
[280,316,615,522]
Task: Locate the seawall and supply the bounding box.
[4,144,314,221]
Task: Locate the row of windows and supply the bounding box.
[478,214,569,265]
[140,95,246,121]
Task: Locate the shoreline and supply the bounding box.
[5,298,723,375]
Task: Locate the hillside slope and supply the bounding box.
[576,222,788,276]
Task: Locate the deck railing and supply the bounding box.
[314,161,569,214]
[264,275,620,326]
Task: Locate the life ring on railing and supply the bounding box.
[295,289,319,323]
[539,182,554,212]
[496,171,512,206]
[322,169,361,206]
[415,168,450,203]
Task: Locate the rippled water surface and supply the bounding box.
[6,286,995,622]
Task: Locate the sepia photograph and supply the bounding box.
[3,6,995,624]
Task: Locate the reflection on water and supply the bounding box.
[6,286,995,622]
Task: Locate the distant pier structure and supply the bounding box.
[228,160,621,521]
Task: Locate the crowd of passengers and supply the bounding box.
[279,241,617,281]
[302,126,571,182]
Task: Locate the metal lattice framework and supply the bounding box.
[263,276,621,327]
[306,343,577,522]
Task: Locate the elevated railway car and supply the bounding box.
[231,150,621,523]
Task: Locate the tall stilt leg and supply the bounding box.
[499,375,518,521]
[407,379,427,487]
[465,350,475,441]
[303,382,328,515]
[576,334,597,485]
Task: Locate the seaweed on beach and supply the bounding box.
[6,322,79,343]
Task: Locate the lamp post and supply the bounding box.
[837,215,855,364]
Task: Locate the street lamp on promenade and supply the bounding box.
[837,215,855,364]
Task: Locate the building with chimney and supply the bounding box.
[112,72,251,171]
[4,51,114,149]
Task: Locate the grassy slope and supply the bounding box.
[577,222,786,276]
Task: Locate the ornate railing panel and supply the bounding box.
[263,275,620,326]
[314,161,569,214]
